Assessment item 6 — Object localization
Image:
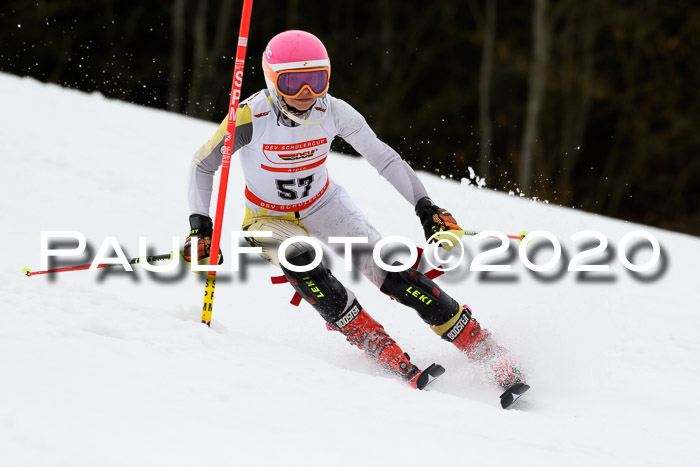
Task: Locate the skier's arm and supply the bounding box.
[184,105,252,267]
[333,97,464,249]
[188,104,253,216]
[331,97,428,205]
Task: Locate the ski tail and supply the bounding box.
[408,363,446,390]
[500,383,530,409]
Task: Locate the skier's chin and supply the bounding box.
[286,97,316,111]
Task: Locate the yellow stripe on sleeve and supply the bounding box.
[193,105,251,164]
[236,104,252,127]
[193,118,227,164]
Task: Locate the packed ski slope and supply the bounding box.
[1,73,699,466]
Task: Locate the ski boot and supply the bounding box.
[337,301,445,390]
[446,306,527,389]
[445,306,530,408]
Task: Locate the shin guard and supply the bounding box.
[280,250,350,324]
[380,268,462,329]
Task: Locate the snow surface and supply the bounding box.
[1,73,699,466]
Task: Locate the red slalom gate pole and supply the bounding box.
[201,0,254,326]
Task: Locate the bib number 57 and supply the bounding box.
[276,175,314,200]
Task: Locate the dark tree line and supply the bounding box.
[2,0,699,235]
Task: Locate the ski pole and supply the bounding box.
[22,252,174,277]
[201,0,254,327]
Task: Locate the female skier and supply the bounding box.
[184,30,526,400]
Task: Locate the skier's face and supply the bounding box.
[285,88,316,112]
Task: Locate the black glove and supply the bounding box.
[183,214,223,265]
[415,197,464,248]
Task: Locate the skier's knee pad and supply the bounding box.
[281,250,349,323]
[380,268,461,328]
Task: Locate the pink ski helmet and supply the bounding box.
[262,30,331,124]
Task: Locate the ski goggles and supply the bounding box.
[274,68,330,99]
